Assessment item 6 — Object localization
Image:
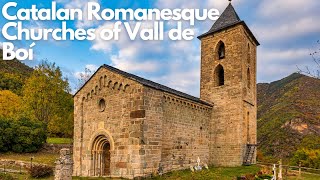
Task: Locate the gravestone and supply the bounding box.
[55,148,73,180]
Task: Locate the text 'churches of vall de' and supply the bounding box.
[1,1,220,60]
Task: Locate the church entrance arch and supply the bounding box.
[90,132,114,176]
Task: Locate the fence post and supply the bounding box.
[284,166,288,180]
[278,159,282,180]
[273,164,277,180]
[298,162,301,179]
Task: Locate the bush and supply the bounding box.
[0,173,14,180]
[27,164,53,178]
[290,148,320,169]
[0,117,46,153]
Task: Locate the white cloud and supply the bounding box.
[257,0,319,19]
[156,0,242,11]
[253,16,320,42]
[57,0,100,28]
[260,48,310,62]
[253,0,320,43]
[74,64,98,79]
[91,21,165,73]
[151,67,200,96]
[85,64,99,72]
[257,47,314,82]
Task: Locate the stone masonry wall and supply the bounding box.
[161,93,212,172]
[242,25,258,163]
[200,24,258,166]
[138,87,163,176]
[55,148,73,180]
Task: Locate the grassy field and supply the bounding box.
[46,137,73,144]
[71,166,261,180]
[1,166,320,180]
[72,166,320,180]
[147,166,261,180]
[0,173,54,180]
[0,152,58,166]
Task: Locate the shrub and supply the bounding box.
[290,148,320,169]
[0,117,46,153]
[27,164,53,178]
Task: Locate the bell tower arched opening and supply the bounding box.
[217,41,226,60]
[214,64,225,86]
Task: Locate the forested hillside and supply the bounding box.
[257,73,320,167]
[0,49,33,95]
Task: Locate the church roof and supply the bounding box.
[197,3,260,45]
[102,64,213,106]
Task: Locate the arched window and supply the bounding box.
[214,64,225,86]
[217,41,225,60]
[98,98,106,112]
[247,44,250,64]
[247,68,251,89]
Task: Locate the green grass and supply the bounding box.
[299,173,320,180]
[46,137,73,144]
[149,166,261,180]
[0,173,54,180]
[0,152,59,166]
[72,166,320,180]
[3,165,320,180]
[73,166,261,180]
[286,173,320,180]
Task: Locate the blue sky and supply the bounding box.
[0,0,319,96]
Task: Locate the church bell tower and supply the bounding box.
[198,2,260,166]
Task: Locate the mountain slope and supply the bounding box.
[0,49,33,78]
[257,73,320,158]
[0,49,33,94]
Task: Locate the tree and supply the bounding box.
[76,67,93,90]
[298,40,320,79]
[22,61,73,135]
[0,72,24,95]
[0,90,21,119]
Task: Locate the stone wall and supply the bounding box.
[55,148,73,180]
[40,144,73,154]
[161,93,212,172]
[73,67,145,178]
[0,159,48,169]
[138,87,163,176]
[200,24,258,166]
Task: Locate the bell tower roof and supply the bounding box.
[197,3,260,46]
[209,3,241,33]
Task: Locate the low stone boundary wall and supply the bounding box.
[0,159,51,169]
[40,143,73,154]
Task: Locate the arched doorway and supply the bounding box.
[91,135,111,176]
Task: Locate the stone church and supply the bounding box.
[73,3,259,179]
